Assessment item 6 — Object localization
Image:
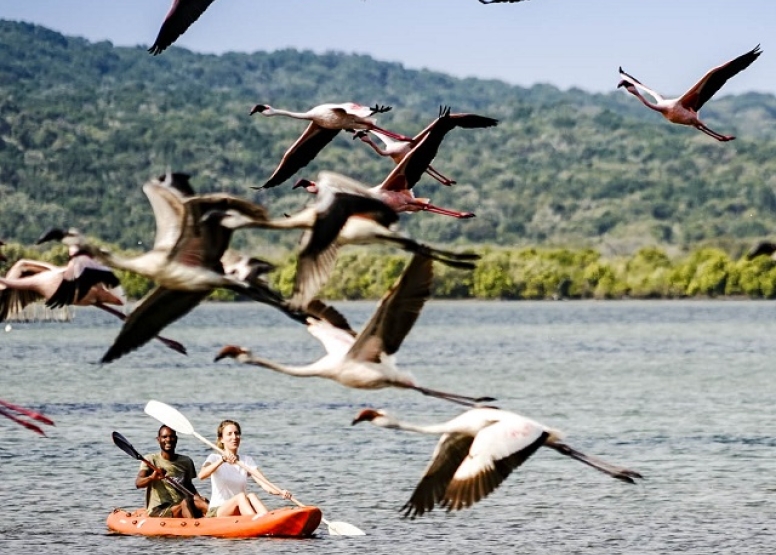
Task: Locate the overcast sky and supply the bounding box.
[2,1,773,96]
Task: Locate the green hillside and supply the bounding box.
[2,20,776,255]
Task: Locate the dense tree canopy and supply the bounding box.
[1,21,776,268]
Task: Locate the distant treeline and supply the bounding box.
[4,21,776,252]
[6,242,776,301]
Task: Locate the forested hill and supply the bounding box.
[2,20,776,253]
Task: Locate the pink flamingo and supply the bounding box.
[354,107,498,188]
[0,234,187,355]
[250,102,413,189]
[353,406,643,518]
[618,45,762,141]
[298,107,495,219]
[215,254,493,407]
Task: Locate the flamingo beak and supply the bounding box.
[249,104,268,116]
[293,179,318,193]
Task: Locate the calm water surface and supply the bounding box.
[2,300,775,554]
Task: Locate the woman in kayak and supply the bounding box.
[198,419,290,517]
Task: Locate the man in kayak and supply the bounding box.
[136,425,209,518]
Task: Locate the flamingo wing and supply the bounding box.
[306,318,356,358]
[306,299,357,336]
[47,257,121,308]
[101,286,207,363]
[263,124,340,189]
[290,191,397,309]
[0,260,58,318]
[285,192,358,309]
[182,194,269,269]
[441,419,548,511]
[401,432,474,519]
[350,254,433,361]
[143,182,188,253]
[290,235,341,311]
[380,108,498,192]
[680,45,762,111]
[148,0,217,55]
[0,283,42,321]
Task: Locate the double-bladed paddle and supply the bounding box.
[143,399,365,536]
[111,430,197,498]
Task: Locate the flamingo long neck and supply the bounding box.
[361,136,391,157]
[267,108,310,120]
[628,88,665,114]
[368,130,398,149]
[96,250,151,276]
[239,353,334,379]
[266,208,316,230]
[379,416,451,436]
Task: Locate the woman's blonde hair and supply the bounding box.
[215,419,241,450]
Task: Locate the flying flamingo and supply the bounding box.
[215,253,494,407]
[148,0,218,55]
[617,45,762,141]
[2,234,187,355]
[151,171,280,289]
[357,129,457,185]
[302,106,497,218]
[213,170,480,309]
[0,256,122,319]
[354,105,497,186]
[352,407,643,518]
[250,102,413,189]
[68,178,306,362]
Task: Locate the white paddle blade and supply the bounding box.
[144,400,195,436]
[327,521,366,536]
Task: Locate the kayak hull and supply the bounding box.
[106,506,322,538]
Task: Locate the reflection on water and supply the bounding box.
[2,301,776,554]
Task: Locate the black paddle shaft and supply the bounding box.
[111,431,196,498]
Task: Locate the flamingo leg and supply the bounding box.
[0,399,55,426]
[95,303,188,355]
[425,166,456,186]
[379,236,480,269]
[695,122,735,142]
[0,404,50,436]
[410,385,496,407]
[370,125,415,143]
[546,441,644,483]
[421,203,476,219]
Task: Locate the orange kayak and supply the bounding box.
[106,506,322,538]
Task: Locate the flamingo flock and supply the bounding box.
[2,0,768,521]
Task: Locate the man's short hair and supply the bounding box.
[157,424,176,437]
